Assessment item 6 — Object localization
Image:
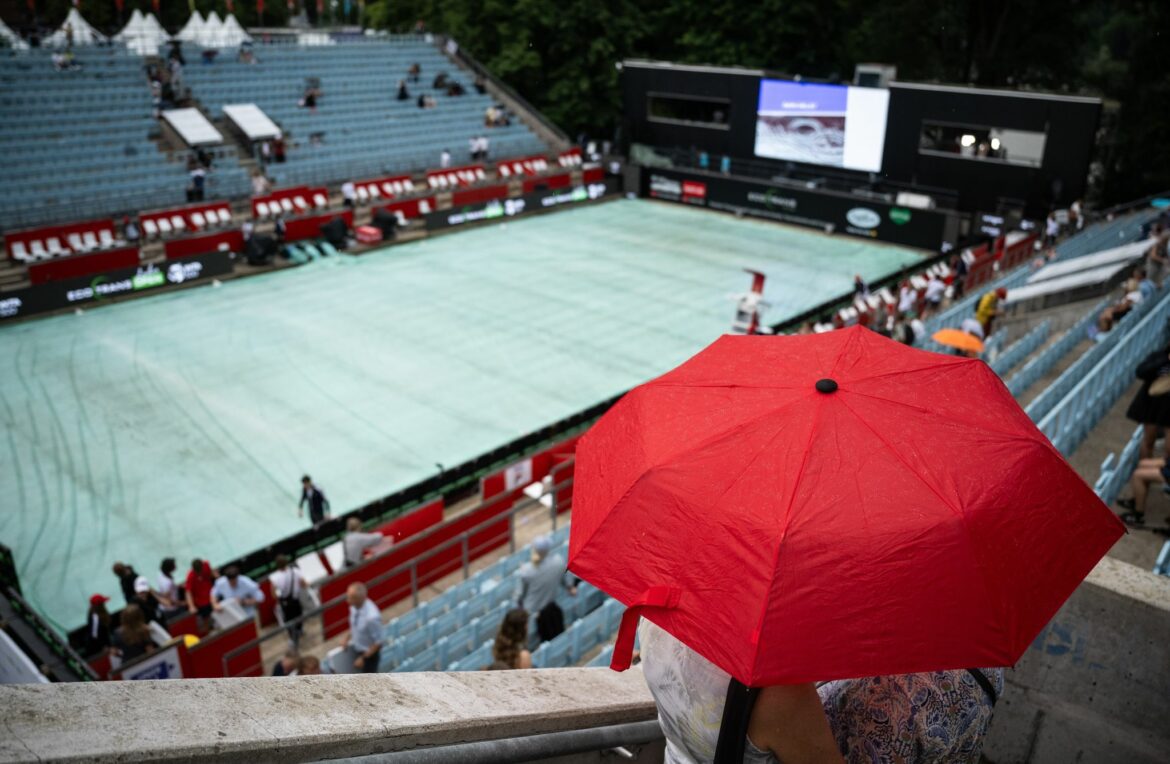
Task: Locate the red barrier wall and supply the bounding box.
[6,218,116,259]
[376,197,434,220]
[317,501,511,638]
[451,184,508,207]
[164,229,244,259]
[523,173,572,194]
[27,246,140,285]
[185,619,262,678]
[285,209,354,243]
[583,167,605,184]
[375,498,444,542]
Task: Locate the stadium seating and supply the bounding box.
[989,320,1051,377]
[0,47,251,229]
[1006,297,1110,397]
[531,598,623,669]
[180,39,547,190]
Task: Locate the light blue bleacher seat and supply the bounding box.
[531,598,624,669]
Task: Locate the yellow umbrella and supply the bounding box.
[932,328,985,354]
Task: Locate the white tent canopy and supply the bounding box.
[115,7,168,56]
[0,16,29,50]
[218,15,251,47]
[44,8,108,47]
[176,11,205,42]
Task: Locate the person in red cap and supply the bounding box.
[975,287,1007,336]
[84,594,112,656]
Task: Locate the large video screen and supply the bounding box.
[753,79,890,172]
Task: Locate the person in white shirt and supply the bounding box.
[341,181,356,208]
[156,557,184,618]
[211,565,265,619]
[269,554,308,646]
[343,517,386,568]
[898,282,917,316]
[342,583,382,673]
[1045,211,1060,247]
[924,275,947,313]
[439,149,451,169]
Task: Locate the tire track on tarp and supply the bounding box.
[12,340,55,596]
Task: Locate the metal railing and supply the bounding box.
[220,468,576,677]
[1036,287,1170,455]
[990,320,1051,376]
[1006,298,1109,397]
[1093,425,1144,506]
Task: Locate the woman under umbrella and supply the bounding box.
[1125,343,1170,462]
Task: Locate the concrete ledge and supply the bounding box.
[0,667,656,763]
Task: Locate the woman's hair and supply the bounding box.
[119,604,151,646]
[160,557,176,577]
[491,608,529,668]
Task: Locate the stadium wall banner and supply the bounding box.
[0,251,233,323]
[423,177,621,232]
[644,168,948,251]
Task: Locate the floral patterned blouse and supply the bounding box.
[818,668,1004,764]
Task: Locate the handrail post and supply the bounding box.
[410,564,419,607]
[508,512,516,553]
[461,536,470,580]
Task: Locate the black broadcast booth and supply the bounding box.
[620,60,1102,244]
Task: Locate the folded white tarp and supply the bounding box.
[162,108,224,147]
[0,16,29,50]
[176,11,205,42]
[223,104,281,142]
[44,8,107,47]
[1026,239,1152,285]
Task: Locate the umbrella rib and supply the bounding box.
[841,388,1051,447]
[746,393,826,679]
[844,356,971,387]
[835,395,1004,629]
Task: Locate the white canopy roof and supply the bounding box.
[218,14,251,47]
[112,7,144,39]
[0,16,29,50]
[176,11,205,42]
[200,12,224,46]
[44,8,108,47]
[114,8,169,55]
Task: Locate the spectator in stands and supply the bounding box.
[272,648,299,677]
[446,80,465,97]
[474,75,487,94]
[852,274,869,299]
[478,134,490,159]
[960,316,985,340]
[341,582,382,673]
[897,280,917,316]
[188,166,206,202]
[112,562,140,604]
[891,315,915,345]
[122,216,140,244]
[1095,293,1138,337]
[407,62,421,83]
[820,669,1004,762]
[1147,224,1168,288]
[414,19,426,34]
[270,554,308,646]
[516,535,577,643]
[1136,267,1156,302]
[274,215,287,244]
[185,558,216,632]
[490,608,533,669]
[341,181,357,209]
[84,594,112,656]
[468,136,480,161]
[343,517,384,568]
[242,219,255,242]
[924,273,947,313]
[639,619,840,763]
[273,133,286,163]
[156,558,184,618]
[396,79,410,101]
[238,42,256,65]
[976,287,1007,336]
[296,655,322,675]
[1044,210,1060,247]
[196,147,213,169]
[251,170,271,197]
[301,86,320,113]
[440,148,451,169]
[1126,344,1170,459]
[260,140,272,165]
[951,254,968,299]
[132,576,163,625]
[211,565,265,620]
[484,106,499,128]
[1115,458,1169,524]
[298,475,331,526]
[433,71,449,90]
[111,604,156,664]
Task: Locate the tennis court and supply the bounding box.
[0,198,925,629]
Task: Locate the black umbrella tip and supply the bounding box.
[815,378,838,394]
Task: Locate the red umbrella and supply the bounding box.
[569,326,1123,686]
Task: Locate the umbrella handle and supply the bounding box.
[610,585,681,672]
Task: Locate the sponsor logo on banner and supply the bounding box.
[504,459,535,490]
[889,207,913,225]
[166,260,205,284]
[846,207,882,229]
[748,190,798,211]
[682,181,707,204]
[0,297,21,318]
[649,174,683,200]
[120,643,184,681]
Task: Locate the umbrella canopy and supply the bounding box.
[569,326,1123,686]
[44,8,107,47]
[932,327,985,353]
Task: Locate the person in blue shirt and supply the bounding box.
[1136,267,1156,302]
[210,565,265,619]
